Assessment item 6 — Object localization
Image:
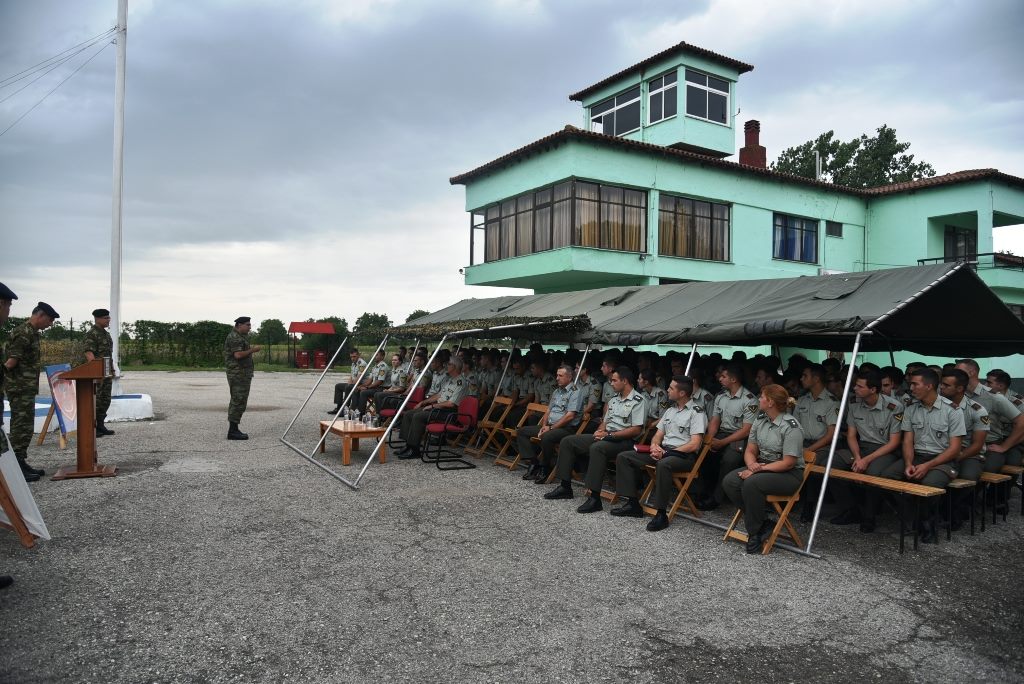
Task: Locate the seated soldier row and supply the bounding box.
[337,343,1023,548]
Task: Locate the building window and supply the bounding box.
[658,195,730,261]
[590,86,641,136]
[473,180,646,263]
[773,213,818,263]
[826,220,843,238]
[944,226,977,261]
[684,69,729,125]
[648,71,677,125]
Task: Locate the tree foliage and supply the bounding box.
[353,312,392,345]
[405,309,430,323]
[256,318,288,345]
[770,125,936,188]
[299,316,349,357]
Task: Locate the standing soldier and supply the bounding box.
[0,282,18,589]
[83,308,115,436]
[4,302,59,480]
[224,316,260,440]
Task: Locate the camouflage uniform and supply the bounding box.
[4,321,41,458]
[82,323,114,423]
[224,328,254,424]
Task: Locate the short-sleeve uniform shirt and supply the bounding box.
[657,400,707,451]
[847,396,903,447]
[604,389,647,433]
[795,390,839,442]
[749,412,805,467]
[902,397,967,455]
[547,384,584,427]
[712,386,759,434]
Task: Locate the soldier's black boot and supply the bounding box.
[16,457,41,482]
[96,415,115,436]
[611,498,644,518]
[647,510,669,531]
[227,421,249,440]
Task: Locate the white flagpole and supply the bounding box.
[110,0,127,385]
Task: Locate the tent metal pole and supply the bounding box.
[353,334,450,487]
[675,514,821,559]
[308,334,389,460]
[573,344,591,385]
[684,343,698,375]
[805,331,862,555]
[492,338,519,401]
[280,335,349,442]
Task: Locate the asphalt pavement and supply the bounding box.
[1,371,1022,683]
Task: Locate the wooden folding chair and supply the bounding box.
[496,402,549,470]
[638,435,713,519]
[540,407,593,485]
[465,396,513,458]
[723,450,815,555]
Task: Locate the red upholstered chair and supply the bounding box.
[421,396,479,471]
[379,386,426,448]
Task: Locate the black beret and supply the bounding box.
[0,282,17,301]
[92,308,111,318]
[234,316,251,325]
[34,301,59,319]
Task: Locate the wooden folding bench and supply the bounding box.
[725,450,816,555]
[979,471,1013,526]
[1000,464,1024,515]
[806,464,946,553]
[464,396,513,458]
[497,402,549,470]
[637,436,714,520]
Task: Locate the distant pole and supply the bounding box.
[110,0,127,381]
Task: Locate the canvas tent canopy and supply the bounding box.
[394,263,1024,356]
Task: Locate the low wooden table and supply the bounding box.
[318,421,388,466]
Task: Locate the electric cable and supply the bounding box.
[0,26,115,88]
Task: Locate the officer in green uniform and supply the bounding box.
[881,367,966,543]
[329,349,369,414]
[224,316,260,440]
[827,370,903,531]
[396,358,468,460]
[83,307,115,436]
[956,359,1024,469]
[695,363,758,510]
[612,375,707,531]
[516,365,584,481]
[544,366,646,513]
[574,362,603,433]
[354,350,389,413]
[638,368,669,429]
[797,364,840,459]
[940,368,990,529]
[721,385,805,553]
[372,353,408,413]
[0,282,19,588]
[4,301,59,479]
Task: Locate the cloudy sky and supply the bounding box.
[1,0,1022,331]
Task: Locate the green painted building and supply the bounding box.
[451,41,1024,371]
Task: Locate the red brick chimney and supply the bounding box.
[739,119,767,169]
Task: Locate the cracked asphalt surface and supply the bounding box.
[2,371,1022,683]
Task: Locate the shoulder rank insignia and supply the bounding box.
[887,403,898,411]
[744,404,758,414]
[785,417,799,429]
[894,412,904,422]
[693,404,704,412]
[970,402,981,411]
[745,392,755,400]
[980,415,991,425]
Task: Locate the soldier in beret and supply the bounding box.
[224,316,261,440]
[83,308,115,436]
[0,282,18,590]
[4,301,59,480]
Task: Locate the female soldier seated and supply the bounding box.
[722,384,805,553]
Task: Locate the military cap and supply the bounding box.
[93,308,111,317]
[0,282,17,301]
[34,301,60,319]
[234,316,251,325]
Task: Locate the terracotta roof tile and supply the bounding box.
[450,127,1024,199]
[569,41,754,102]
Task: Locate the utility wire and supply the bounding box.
[0,34,114,105]
[0,26,115,88]
[0,39,112,139]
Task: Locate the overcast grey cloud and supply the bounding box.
[1,0,1021,329]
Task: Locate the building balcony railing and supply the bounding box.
[917,252,1024,271]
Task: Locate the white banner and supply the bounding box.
[0,448,51,541]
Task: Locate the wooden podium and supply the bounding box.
[51,359,117,480]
